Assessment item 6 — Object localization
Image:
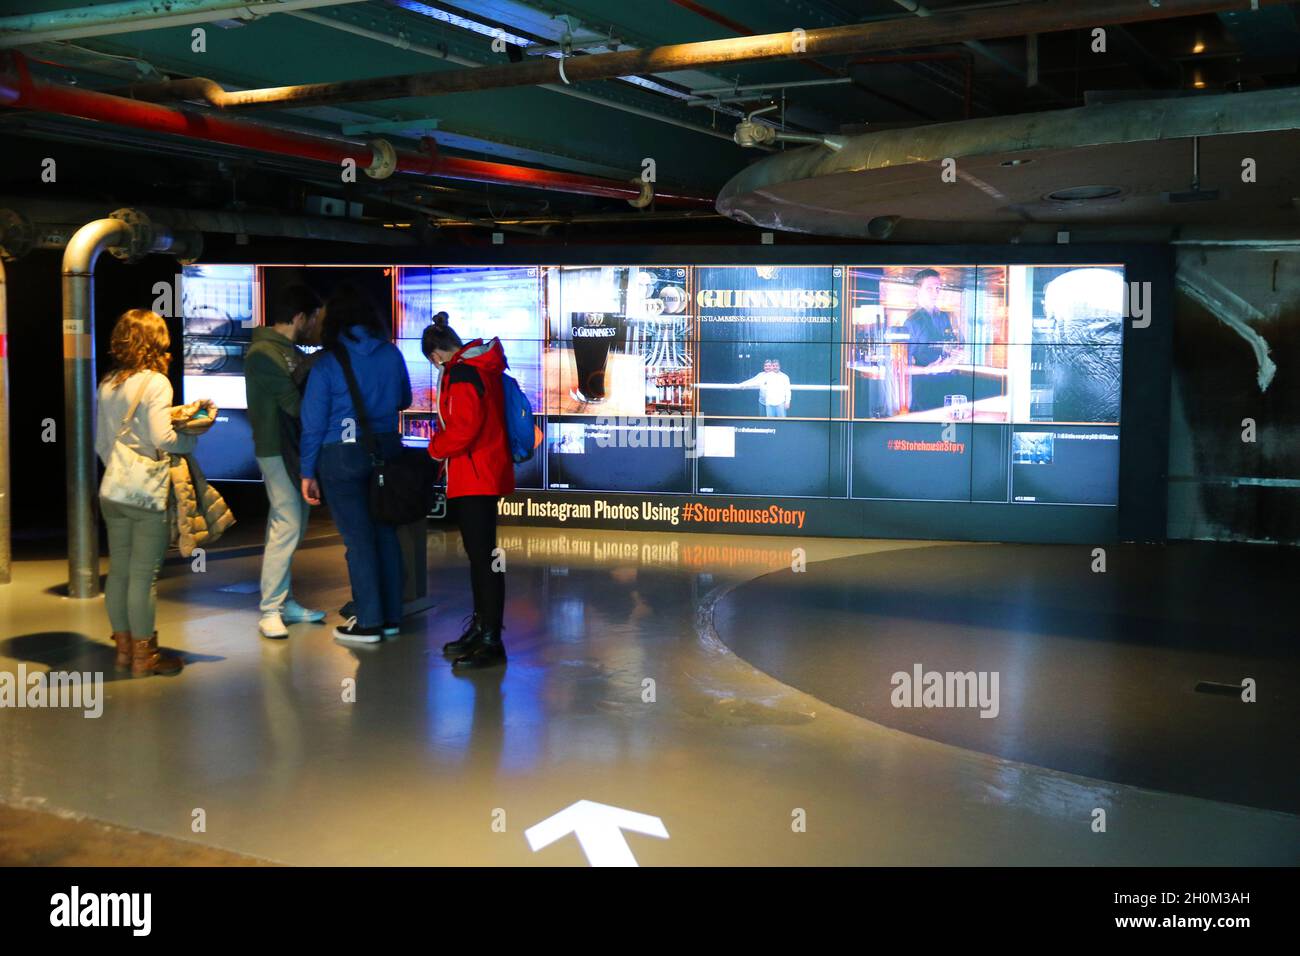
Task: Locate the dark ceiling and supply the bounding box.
[1,0,1297,241]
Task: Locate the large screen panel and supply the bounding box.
[177,251,1145,542]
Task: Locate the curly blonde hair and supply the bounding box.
[105,309,171,387]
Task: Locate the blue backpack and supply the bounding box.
[502,371,535,463]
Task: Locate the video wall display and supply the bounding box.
[181,261,1124,510]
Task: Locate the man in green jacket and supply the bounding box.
[246,284,325,639]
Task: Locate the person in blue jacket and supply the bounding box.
[300,284,412,646]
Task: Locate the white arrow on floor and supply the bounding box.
[525,800,669,866]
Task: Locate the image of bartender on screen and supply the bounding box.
[903,268,959,367]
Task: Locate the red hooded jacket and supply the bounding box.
[428,337,516,499]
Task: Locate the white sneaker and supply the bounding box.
[259,612,289,640]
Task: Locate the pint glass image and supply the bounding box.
[570,311,622,403]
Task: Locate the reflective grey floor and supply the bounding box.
[1,527,1297,866]
[716,542,1300,814]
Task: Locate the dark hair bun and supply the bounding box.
[433,311,450,327]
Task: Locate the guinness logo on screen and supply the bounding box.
[572,311,618,338]
[697,289,839,310]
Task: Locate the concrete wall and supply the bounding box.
[1169,248,1300,544]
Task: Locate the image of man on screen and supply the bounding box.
[737,359,792,417]
[903,269,958,367]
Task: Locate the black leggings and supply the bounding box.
[454,495,504,630]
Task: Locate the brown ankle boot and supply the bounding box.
[112,632,132,671]
[131,633,183,677]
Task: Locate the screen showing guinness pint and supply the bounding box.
[570,311,624,402]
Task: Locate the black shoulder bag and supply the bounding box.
[334,346,436,525]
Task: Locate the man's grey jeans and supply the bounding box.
[257,454,310,615]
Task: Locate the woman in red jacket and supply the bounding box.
[423,316,516,669]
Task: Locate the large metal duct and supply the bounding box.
[715,86,1300,238]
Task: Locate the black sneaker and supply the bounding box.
[452,628,506,670]
[333,617,383,646]
[382,622,401,638]
[442,614,483,657]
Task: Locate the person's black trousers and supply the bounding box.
[453,495,504,630]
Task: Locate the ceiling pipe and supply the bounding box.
[211,0,1280,111]
[430,210,726,227]
[686,77,855,107]
[0,53,713,206]
[379,196,549,237]
[0,0,361,48]
[286,9,741,145]
[107,14,739,146]
[666,0,841,79]
[0,200,418,253]
[62,211,201,599]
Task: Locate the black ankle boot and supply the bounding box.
[442,614,483,657]
[452,626,506,670]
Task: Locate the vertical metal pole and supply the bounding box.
[0,258,10,584]
[61,218,128,598]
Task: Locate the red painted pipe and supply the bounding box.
[0,52,712,207]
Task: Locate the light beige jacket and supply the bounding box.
[168,454,235,557]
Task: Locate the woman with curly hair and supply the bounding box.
[94,309,213,677]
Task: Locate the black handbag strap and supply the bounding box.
[333,344,383,465]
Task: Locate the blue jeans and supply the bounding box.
[318,435,404,628]
[763,403,787,417]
